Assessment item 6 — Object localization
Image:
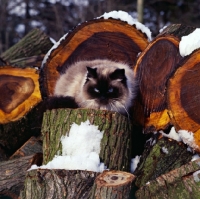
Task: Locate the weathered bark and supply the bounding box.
[40,18,149,98]
[134,134,193,188]
[135,158,200,199]
[9,136,42,160]
[1,28,53,68]
[42,108,132,171]
[0,66,42,124]
[168,49,200,151]
[90,170,135,199]
[0,153,42,198]
[133,24,196,133]
[20,169,99,199]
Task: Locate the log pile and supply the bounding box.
[1,11,200,199]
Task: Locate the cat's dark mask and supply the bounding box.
[86,67,126,81]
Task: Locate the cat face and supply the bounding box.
[80,67,130,115]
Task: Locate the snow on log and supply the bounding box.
[133,24,196,133]
[42,108,133,172]
[135,158,200,199]
[90,170,135,199]
[40,12,149,98]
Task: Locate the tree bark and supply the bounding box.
[20,169,99,199]
[133,24,196,133]
[9,136,42,160]
[1,28,53,68]
[0,153,42,198]
[40,18,149,98]
[42,108,133,171]
[90,170,135,199]
[133,134,193,188]
[135,158,200,199]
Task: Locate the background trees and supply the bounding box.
[0,0,199,55]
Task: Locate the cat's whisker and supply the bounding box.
[111,100,130,119]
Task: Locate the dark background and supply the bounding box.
[0,0,199,54]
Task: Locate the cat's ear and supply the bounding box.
[110,69,126,81]
[86,67,97,78]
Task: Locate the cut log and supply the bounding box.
[0,66,42,124]
[133,24,196,133]
[42,108,132,171]
[0,153,42,198]
[9,136,42,160]
[1,28,53,68]
[133,133,193,188]
[40,18,149,98]
[168,49,200,151]
[20,169,99,199]
[90,170,135,199]
[135,158,200,199]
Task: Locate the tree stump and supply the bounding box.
[168,49,200,151]
[133,133,193,188]
[42,108,132,171]
[40,17,149,98]
[133,24,196,133]
[20,169,99,199]
[90,170,135,199]
[135,158,200,199]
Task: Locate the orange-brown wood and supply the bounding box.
[134,36,181,132]
[0,66,41,123]
[168,49,200,150]
[41,18,149,97]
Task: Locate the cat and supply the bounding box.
[47,59,137,117]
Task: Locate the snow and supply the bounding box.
[178,130,199,150]
[192,154,200,161]
[130,155,140,173]
[179,28,200,57]
[161,147,168,154]
[98,10,152,41]
[193,170,200,182]
[160,127,181,142]
[41,32,68,67]
[29,120,106,172]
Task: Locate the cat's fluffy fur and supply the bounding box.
[53,59,137,116]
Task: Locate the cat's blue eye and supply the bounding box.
[108,88,113,93]
[94,88,99,93]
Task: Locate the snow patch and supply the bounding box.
[160,127,181,142]
[179,28,200,57]
[193,170,200,182]
[130,155,140,173]
[161,147,168,154]
[29,120,106,172]
[99,10,152,41]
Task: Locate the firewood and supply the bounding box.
[133,133,193,188]
[168,49,200,151]
[9,136,42,160]
[0,153,42,198]
[1,28,53,68]
[0,66,41,124]
[90,170,135,199]
[20,169,99,199]
[133,24,196,133]
[135,158,200,199]
[40,18,149,98]
[42,108,132,171]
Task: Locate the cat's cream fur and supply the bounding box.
[54,59,136,115]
